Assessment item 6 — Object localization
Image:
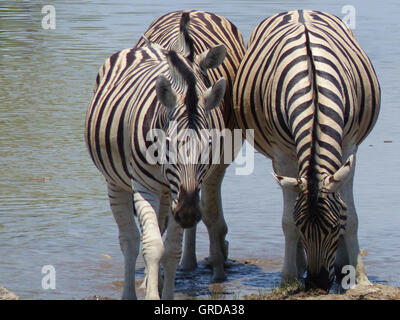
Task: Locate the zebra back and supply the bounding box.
[234,10,380,178]
[135,10,246,131]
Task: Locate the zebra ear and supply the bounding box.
[272,173,306,193]
[156,75,177,109]
[323,155,355,192]
[203,78,226,112]
[198,45,226,71]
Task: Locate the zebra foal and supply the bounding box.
[233,10,380,290]
[85,39,227,298]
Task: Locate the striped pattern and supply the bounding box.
[86,45,224,196]
[134,10,246,281]
[135,10,246,131]
[234,10,380,289]
[85,10,245,299]
[85,42,226,299]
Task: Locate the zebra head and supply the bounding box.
[155,49,226,229]
[274,155,355,290]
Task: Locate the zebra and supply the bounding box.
[85,40,227,298]
[135,10,246,281]
[233,10,380,290]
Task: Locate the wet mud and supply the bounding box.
[81,257,400,300]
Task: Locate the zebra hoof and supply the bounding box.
[212,271,227,283]
[180,259,197,271]
[211,264,227,282]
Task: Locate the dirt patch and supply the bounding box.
[235,257,282,269]
[245,283,400,300]
[0,285,19,300]
[82,295,115,300]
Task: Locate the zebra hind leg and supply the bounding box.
[107,183,140,300]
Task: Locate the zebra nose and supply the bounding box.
[305,267,332,291]
[172,187,201,229]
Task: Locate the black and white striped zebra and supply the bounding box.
[85,38,227,298]
[135,10,246,281]
[233,10,380,290]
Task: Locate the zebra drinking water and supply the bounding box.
[134,10,246,281]
[85,41,227,298]
[233,10,380,290]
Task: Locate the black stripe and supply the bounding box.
[318,103,344,128]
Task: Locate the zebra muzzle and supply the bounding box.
[172,187,201,229]
[305,267,332,292]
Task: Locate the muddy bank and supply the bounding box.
[84,283,400,300]
[0,285,19,300]
[83,257,400,300]
[245,283,400,300]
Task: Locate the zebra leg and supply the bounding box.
[107,183,140,300]
[272,151,302,282]
[296,239,307,278]
[161,212,184,299]
[139,192,169,294]
[281,188,302,281]
[133,185,164,299]
[180,225,198,270]
[335,151,370,286]
[201,165,228,282]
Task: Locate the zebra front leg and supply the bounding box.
[161,212,184,299]
[140,192,170,294]
[296,239,307,278]
[133,186,164,300]
[107,183,140,300]
[201,165,228,282]
[335,152,370,286]
[281,207,302,282]
[180,225,198,270]
[272,153,303,282]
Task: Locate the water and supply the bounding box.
[1,0,399,299]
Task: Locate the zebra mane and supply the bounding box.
[166,50,198,128]
[178,11,195,62]
[304,25,320,216]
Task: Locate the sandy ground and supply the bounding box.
[244,283,400,300]
[0,285,19,300]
